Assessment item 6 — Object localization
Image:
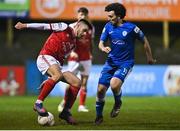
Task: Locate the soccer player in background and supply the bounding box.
[15,19,92,125]
[58,7,95,112]
[95,3,156,125]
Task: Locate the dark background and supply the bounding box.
[0,18,180,65]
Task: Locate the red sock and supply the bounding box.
[64,86,80,110]
[38,79,56,101]
[79,88,87,106]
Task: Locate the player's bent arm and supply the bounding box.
[98,40,111,53]
[143,36,156,64]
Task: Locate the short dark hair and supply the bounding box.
[105,3,126,19]
[78,19,92,30]
[78,7,89,15]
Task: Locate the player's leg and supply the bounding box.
[78,60,92,112]
[95,63,114,125]
[78,75,89,112]
[57,60,79,112]
[110,64,133,118]
[34,55,63,116]
[58,71,81,124]
[95,84,107,125]
[110,77,123,118]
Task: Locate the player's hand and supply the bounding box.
[148,58,157,65]
[101,47,111,53]
[70,51,78,59]
[89,53,93,60]
[15,22,27,30]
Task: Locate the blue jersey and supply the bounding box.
[100,21,145,64]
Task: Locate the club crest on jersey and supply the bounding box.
[122,31,127,36]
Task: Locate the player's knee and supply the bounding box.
[97,88,106,101]
[72,78,81,87]
[110,78,123,90]
[97,85,106,94]
[81,81,87,87]
[51,73,63,82]
[77,79,81,87]
[81,86,87,92]
[111,85,119,91]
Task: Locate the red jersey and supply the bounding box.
[40,27,76,65]
[68,22,94,61]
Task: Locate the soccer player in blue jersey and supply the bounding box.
[95,3,156,125]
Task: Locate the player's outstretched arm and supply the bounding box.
[15,22,52,30]
[143,36,156,64]
[15,22,68,31]
[98,40,111,53]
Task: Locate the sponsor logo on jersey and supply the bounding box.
[112,40,125,45]
[109,31,114,34]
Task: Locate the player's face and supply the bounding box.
[107,11,119,25]
[77,12,88,20]
[75,22,89,38]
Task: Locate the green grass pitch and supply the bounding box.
[0,96,180,130]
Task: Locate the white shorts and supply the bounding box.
[67,60,92,76]
[36,55,62,75]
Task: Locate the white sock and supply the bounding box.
[36,99,43,104]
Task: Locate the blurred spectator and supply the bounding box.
[0,69,20,96]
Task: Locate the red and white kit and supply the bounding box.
[67,22,94,75]
[26,22,76,75]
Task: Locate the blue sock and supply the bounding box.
[113,91,122,105]
[96,101,105,117]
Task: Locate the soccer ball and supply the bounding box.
[47,112,55,126]
[37,112,55,126]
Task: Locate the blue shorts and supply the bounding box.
[98,61,133,88]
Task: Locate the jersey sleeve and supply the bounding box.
[26,23,50,30]
[26,22,68,31]
[100,24,109,42]
[133,26,145,42]
[69,22,76,29]
[50,22,68,31]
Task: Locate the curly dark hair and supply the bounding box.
[105,3,126,19]
[78,7,89,15]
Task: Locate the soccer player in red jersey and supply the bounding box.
[58,7,95,112]
[15,19,92,125]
